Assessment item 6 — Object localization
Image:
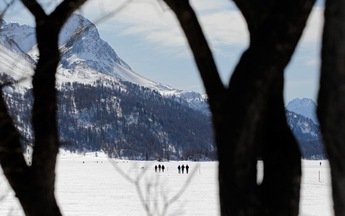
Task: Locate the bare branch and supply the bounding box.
[60,0,134,56]
[111,160,198,216]
[165,165,198,207]
[163,0,226,106]
[21,0,87,30]
[20,0,46,20]
[110,160,148,184]
[0,0,16,22]
[91,0,134,26]
[0,85,29,196]
[51,0,88,30]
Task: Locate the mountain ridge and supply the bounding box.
[286,98,318,124]
[0,14,325,160]
[1,14,209,113]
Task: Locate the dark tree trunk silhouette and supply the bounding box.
[3,0,345,216]
[163,0,315,215]
[0,0,86,215]
[318,0,345,215]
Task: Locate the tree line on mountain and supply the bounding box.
[1,72,323,161]
[2,78,215,161]
[0,0,344,216]
[60,81,215,160]
[286,111,326,159]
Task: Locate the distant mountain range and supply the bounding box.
[0,14,325,160]
[286,98,325,159]
[286,98,318,124]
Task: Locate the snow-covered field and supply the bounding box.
[0,151,333,216]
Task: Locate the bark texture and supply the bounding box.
[163,0,315,215]
[0,1,86,215]
[318,0,345,215]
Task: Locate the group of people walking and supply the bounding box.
[154,164,166,172]
[154,164,190,174]
[177,164,189,174]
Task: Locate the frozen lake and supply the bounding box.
[0,151,333,216]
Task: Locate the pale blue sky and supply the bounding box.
[0,0,324,103]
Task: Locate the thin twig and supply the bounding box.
[111,160,199,216]
[0,0,16,25]
[61,0,134,55]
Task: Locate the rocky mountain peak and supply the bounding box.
[286,98,318,124]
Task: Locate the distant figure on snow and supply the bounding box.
[320,162,322,166]
[177,165,181,174]
[162,165,165,172]
[186,164,189,174]
[181,164,185,174]
[158,164,161,172]
[155,165,158,172]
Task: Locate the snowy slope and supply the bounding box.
[0,14,214,160]
[0,20,36,53]
[59,14,186,95]
[0,41,34,89]
[0,14,208,113]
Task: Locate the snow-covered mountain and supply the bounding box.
[286,111,325,159]
[1,14,209,113]
[285,98,325,159]
[286,98,318,124]
[0,14,324,160]
[0,20,36,53]
[0,14,213,160]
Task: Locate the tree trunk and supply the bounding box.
[0,16,62,216]
[0,1,87,215]
[260,78,301,216]
[0,20,62,216]
[30,17,61,216]
[318,0,345,215]
[163,0,314,215]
